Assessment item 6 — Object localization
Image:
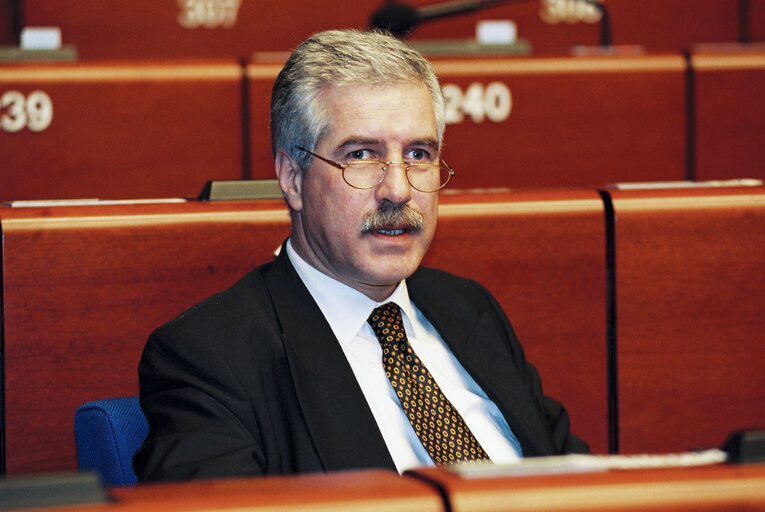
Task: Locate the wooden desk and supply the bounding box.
[20,0,742,58]
[409,463,765,511]
[752,0,765,42]
[609,185,765,454]
[0,189,608,475]
[691,47,765,181]
[0,60,243,202]
[425,189,608,454]
[411,0,741,54]
[0,199,291,473]
[51,470,444,512]
[248,54,687,189]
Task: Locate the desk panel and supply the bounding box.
[1,189,607,474]
[752,0,765,41]
[248,55,687,189]
[409,464,765,511]
[692,48,765,181]
[56,470,443,512]
[610,186,765,454]
[424,189,608,454]
[0,60,243,202]
[22,0,740,58]
[1,200,290,473]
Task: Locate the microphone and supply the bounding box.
[370,0,522,37]
[370,0,611,47]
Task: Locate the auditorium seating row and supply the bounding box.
[1,183,762,475]
[5,0,765,58]
[2,46,764,203]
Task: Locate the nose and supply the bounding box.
[375,162,413,204]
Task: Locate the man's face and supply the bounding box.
[286,81,440,301]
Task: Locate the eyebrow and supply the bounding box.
[334,137,440,153]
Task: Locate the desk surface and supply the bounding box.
[13,464,765,512]
[53,470,443,512]
[409,463,765,512]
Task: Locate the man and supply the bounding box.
[134,29,588,482]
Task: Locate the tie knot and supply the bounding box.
[367,302,406,345]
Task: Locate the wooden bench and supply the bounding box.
[0,60,244,202]
[247,54,688,189]
[0,188,608,474]
[427,188,609,454]
[691,46,765,182]
[20,0,744,58]
[0,198,291,473]
[608,183,765,453]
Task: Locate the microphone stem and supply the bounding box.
[417,0,528,21]
[582,0,612,47]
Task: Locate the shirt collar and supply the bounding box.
[285,239,418,343]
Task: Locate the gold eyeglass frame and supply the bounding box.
[296,146,454,193]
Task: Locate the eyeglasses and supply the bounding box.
[296,146,454,193]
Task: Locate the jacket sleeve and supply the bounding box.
[133,322,266,482]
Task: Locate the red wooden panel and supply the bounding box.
[692,48,765,181]
[751,0,765,41]
[410,464,765,512]
[0,60,243,202]
[248,55,687,188]
[1,189,607,474]
[611,185,765,454]
[0,1,14,46]
[412,0,740,54]
[0,199,291,473]
[424,189,609,454]
[22,0,739,59]
[36,470,443,512]
[22,0,372,59]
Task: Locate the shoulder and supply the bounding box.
[407,266,503,322]
[146,261,283,359]
[408,266,492,302]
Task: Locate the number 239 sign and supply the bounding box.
[1,90,54,133]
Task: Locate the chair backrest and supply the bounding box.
[74,396,148,486]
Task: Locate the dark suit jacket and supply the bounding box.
[133,248,588,482]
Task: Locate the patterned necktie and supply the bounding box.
[367,302,489,465]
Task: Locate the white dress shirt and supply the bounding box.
[285,240,522,472]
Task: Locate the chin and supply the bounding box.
[366,260,421,285]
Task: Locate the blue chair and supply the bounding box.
[74,396,148,486]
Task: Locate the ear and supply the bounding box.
[275,149,303,212]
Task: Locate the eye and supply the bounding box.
[347,149,372,161]
[407,148,432,162]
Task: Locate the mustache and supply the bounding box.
[361,202,424,233]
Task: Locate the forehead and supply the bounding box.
[317,81,437,147]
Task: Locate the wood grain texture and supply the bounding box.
[611,186,765,454]
[752,0,765,41]
[427,189,608,454]
[0,189,608,474]
[64,469,442,512]
[1,200,291,473]
[0,60,243,202]
[409,464,765,512]
[692,47,765,181]
[248,55,687,189]
[21,0,741,58]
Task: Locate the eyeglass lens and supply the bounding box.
[343,161,450,192]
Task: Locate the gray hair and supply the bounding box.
[270,29,446,171]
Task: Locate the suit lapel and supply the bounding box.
[409,272,557,456]
[264,250,395,471]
